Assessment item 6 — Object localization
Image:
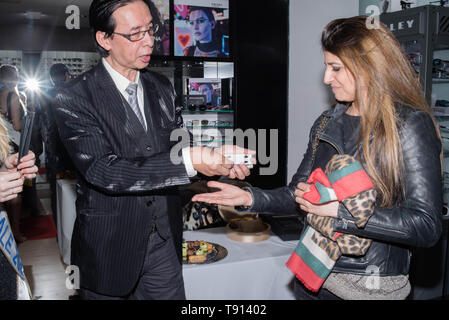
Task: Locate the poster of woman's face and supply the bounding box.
[174,0,229,58]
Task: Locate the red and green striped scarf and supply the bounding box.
[286,154,375,292]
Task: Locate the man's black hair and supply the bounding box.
[49,63,69,79]
[89,0,160,58]
[49,63,70,86]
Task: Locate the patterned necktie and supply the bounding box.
[125,82,147,131]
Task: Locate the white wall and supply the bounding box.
[287,0,359,181]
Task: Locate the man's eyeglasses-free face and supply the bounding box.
[113,24,159,42]
[188,18,209,26]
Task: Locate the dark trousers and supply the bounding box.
[293,278,341,300]
[78,229,185,300]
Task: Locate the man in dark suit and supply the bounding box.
[41,64,75,225]
[54,0,252,300]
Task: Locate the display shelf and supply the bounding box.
[195,139,233,143]
[433,78,449,84]
[186,125,233,129]
[38,51,100,83]
[433,107,449,116]
[381,5,449,103]
[0,50,23,70]
[181,109,234,114]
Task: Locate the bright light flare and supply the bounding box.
[25,78,40,92]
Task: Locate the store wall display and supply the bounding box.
[188,78,222,107]
[174,0,230,58]
[0,51,23,70]
[359,0,445,15]
[39,51,100,84]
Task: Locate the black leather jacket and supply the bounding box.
[244,103,443,276]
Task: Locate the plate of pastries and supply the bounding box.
[182,240,228,264]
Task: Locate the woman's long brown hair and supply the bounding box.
[321,16,441,207]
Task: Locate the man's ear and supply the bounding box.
[96,31,112,52]
[210,20,216,30]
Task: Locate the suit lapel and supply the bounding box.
[140,71,162,131]
[94,63,147,137]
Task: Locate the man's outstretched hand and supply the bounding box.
[190,145,256,180]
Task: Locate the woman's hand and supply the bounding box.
[3,151,38,179]
[294,182,339,218]
[0,171,24,202]
[191,181,253,207]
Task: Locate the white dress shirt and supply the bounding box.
[102,58,197,177]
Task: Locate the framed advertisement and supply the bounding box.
[173,0,230,58]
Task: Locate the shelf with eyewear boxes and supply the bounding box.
[177,64,235,148]
[182,110,234,148]
[381,4,449,300]
[38,51,100,84]
[0,50,23,70]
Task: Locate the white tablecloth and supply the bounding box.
[56,179,77,265]
[183,228,297,300]
[54,181,297,299]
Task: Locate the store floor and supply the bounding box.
[17,181,76,300]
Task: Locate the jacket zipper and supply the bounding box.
[339,216,408,236]
[319,136,343,155]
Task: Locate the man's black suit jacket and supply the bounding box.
[54,62,191,296]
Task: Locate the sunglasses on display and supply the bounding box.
[186,120,233,127]
[436,100,449,107]
[187,104,208,111]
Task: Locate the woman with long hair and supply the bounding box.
[192,16,443,300]
[0,113,38,299]
[0,64,29,243]
[0,64,27,147]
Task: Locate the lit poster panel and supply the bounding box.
[174,0,230,58]
[189,78,222,108]
[147,0,170,56]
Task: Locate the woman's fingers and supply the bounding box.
[0,171,22,183]
[16,151,36,170]
[4,153,19,169]
[0,193,19,202]
[191,193,222,203]
[0,171,24,201]
[18,165,38,178]
[206,181,229,190]
[17,159,36,171]
[192,181,248,206]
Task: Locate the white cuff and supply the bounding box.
[182,147,197,177]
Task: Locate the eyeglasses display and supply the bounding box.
[39,51,101,81]
[433,59,449,79]
[436,100,449,107]
[183,108,234,147]
[187,104,208,112]
[185,119,233,127]
[0,51,23,69]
